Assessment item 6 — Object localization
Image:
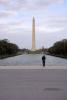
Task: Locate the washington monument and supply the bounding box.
[32,17,36,51]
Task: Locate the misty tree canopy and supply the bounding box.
[48,39,67,55]
[0,39,19,55]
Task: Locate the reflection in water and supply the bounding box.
[0,54,67,66]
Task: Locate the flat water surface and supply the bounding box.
[0,54,67,66]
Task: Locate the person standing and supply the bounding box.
[42,55,46,67]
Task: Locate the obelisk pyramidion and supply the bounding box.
[32,17,36,51]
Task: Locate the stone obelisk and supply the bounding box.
[32,17,35,51]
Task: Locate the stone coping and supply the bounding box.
[0,66,67,69]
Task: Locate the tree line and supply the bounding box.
[0,39,19,56]
[48,39,67,56]
[0,38,67,58]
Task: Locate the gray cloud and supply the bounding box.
[0,0,63,10]
[0,0,9,4]
[0,10,18,18]
[35,0,62,7]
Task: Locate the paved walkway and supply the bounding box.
[0,69,67,100]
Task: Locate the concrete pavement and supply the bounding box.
[0,69,67,100]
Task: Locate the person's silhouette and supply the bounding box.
[42,55,46,67]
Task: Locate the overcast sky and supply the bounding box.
[0,0,66,49]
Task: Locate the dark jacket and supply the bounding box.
[42,55,46,66]
[42,56,46,62]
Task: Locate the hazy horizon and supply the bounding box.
[0,0,66,49]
